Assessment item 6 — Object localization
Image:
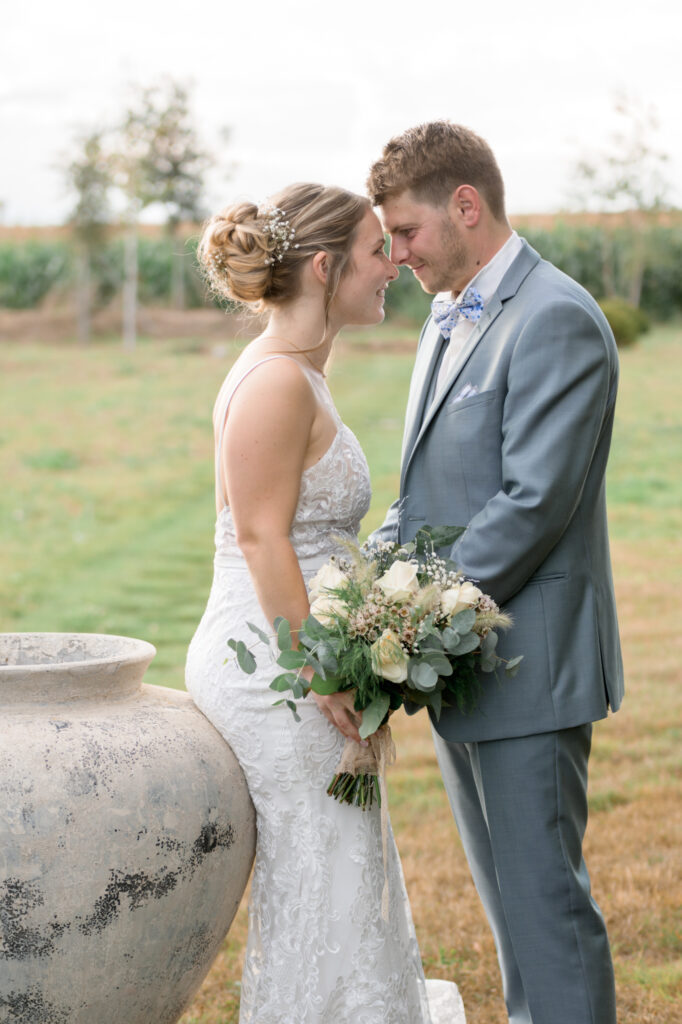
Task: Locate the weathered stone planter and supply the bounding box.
[0,633,256,1024]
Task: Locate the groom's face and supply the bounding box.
[379,191,469,296]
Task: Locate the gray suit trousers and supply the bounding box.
[432,724,617,1024]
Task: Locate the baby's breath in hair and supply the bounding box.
[260,206,300,264]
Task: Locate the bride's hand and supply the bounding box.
[309,686,365,745]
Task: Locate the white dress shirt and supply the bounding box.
[434,231,524,396]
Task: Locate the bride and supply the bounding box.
[185,183,465,1024]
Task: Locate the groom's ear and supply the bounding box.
[448,185,481,228]
[311,251,329,285]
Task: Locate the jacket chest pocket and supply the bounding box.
[445,387,497,417]
[444,388,499,448]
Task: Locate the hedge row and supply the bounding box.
[1,223,681,322]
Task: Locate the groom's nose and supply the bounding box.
[389,236,409,265]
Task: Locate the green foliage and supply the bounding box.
[3,222,681,321]
[521,223,607,299]
[599,297,650,347]
[0,241,72,308]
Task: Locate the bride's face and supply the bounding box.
[330,210,398,327]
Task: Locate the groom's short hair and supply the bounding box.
[367,121,506,221]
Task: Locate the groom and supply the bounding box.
[367,121,623,1024]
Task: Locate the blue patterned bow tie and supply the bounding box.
[431,286,484,340]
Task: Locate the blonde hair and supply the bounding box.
[198,183,370,323]
[367,121,507,221]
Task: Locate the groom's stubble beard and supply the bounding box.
[418,214,469,295]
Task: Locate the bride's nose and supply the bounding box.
[384,255,399,280]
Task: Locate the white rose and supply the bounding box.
[376,560,419,603]
[441,581,483,618]
[309,593,347,628]
[370,629,409,683]
[308,562,346,601]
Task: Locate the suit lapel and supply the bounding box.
[400,240,542,486]
[400,318,445,461]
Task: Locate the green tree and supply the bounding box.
[134,80,211,309]
[110,80,212,348]
[569,96,673,307]
[63,131,112,343]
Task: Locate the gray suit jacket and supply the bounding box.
[374,240,624,742]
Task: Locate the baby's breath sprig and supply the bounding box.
[261,206,300,265]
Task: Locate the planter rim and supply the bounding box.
[0,632,157,702]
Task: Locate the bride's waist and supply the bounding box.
[213,550,331,573]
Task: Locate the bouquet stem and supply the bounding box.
[327,771,380,809]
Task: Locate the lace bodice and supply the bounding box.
[212,357,371,563]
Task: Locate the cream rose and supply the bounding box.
[309,593,347,628]
[441,581,483,619]
[308,561,346,601]
[370,629,409,683]
[376,560,419,603]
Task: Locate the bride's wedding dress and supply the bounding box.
[186,356,465,1024]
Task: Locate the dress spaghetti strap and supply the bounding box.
[214,354,311,511]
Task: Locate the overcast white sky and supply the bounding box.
[2,0,681,224]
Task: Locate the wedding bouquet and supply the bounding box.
[228,526,522,810]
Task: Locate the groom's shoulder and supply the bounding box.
[517,240,607,322]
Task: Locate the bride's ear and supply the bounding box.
[311,251,328,286]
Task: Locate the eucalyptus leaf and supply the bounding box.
[286,700,301,721]
[302,614,330,641]
[505,655,524,677]
[480,630,499,658]
[277,649,307,670]
[441,627,461,653]
[235,641,257,674]
[303,654,326,680]
[421,650,453,676]
[247,621,272,645]
[409,660,439,692]
[450,607,477,635]
[429,689,443,721]
[452,632,481,656]
[358,692,390,739]
[270,672,297,692]
[275,616,292,651]
[315,642,339,674]
[419,633,445,652]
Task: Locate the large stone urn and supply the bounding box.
[0,633,256,1024]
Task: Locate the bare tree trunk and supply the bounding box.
[626,221,646,307]
[171,244,186,310]
[76,243,91,345]
[601,231,616,298]
[123,225,138,351]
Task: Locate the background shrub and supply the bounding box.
[0,242,72,308]
[599,297,650,347]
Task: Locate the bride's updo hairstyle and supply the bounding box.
[198,183,370,322]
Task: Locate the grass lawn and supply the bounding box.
[1,321,681,1022]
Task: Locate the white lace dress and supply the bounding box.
[186,357,465,1024]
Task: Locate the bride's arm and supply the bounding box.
[222,359,363,743]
